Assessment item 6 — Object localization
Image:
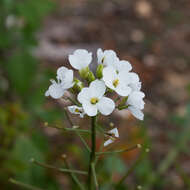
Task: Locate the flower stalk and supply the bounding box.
[88,116,98,190]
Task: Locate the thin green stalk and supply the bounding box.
[116,150,146,187]
[91,163,99,189]
[87,116,97,190]
[9,178,44,190]
[62,155,86,190]
[67,97,81,106]
[47,124,90,134]
[63,108,90,152]
[96,145,138,155]
[31,159,87,175]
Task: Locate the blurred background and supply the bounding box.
[0,0,190,189]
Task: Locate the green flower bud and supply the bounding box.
[96,64,104,79]
[87,71,95,83]
[79,66,90,79]
[72,78,84,93]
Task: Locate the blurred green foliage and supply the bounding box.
[0,0,62,189]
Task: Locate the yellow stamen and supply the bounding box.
[113,79,119,88]
[90,97,99,104]
[102,56,105,63]
[75,108,80,113]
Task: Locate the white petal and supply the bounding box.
[97,97,115,115]
[89,80,106,99]
[69,49,92,70]
[127,91,145,109]
[109,128,119,138]
[128,106,144,120]
[83,102,98,116]
[45,90,50,97]
[102,66,117,89]
[118,70,131,84]
[129,82,142,91]
[104,139,114,147]
[117,60,132,72]
[116,84,131,96]
[103,50,119,67]
[57,66,68,80]
[128,72,140,83]
[77,88,91,103]
[97,48,104,64]
[68,105,85,118]
[48,83,65,99]
[61,69,74,89]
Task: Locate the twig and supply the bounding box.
[9,178,44,190]
[30,158,87,175]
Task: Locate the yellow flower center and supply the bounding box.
[75,108,80,113]
[113,79,119,88]
[90,97,99,105]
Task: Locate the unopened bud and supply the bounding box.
[72,79,84,93]
[87,71,95,83]
[79,67,90,79]
[96,64,104,79]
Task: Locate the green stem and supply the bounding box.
[116,150,146,187]
[63,108,90,152]
[62,156,86,190]
[96,145,138,155]
[67,97,81,106]
[49,125,90,134]
[91,163,99,189]
[88,116,97,190]
[31,159,87,175]
[9,178,43,190]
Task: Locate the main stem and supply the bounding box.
[88,116,97,189]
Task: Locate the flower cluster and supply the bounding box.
[45,49,145,145]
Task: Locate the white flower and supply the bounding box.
[68,105,85,118]
[97,48,119,67]
[126,91,145,120]
[128,72,142,91]
[102,66,131,96]
[77,80,115,116]
[45,66,73,99]
[104,128,119,147]
[108,128,119,138]
[69,49,92,70]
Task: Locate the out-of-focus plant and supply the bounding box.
[0,0,61,189]
[10,48,150,190]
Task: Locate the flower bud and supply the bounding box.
[87,71,95,83]
[79,66,90,79]
[72,78,84,93]
[96,64,104,79]
[118,96,128,108]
